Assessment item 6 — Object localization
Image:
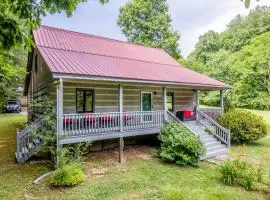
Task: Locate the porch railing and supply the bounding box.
[16,117,44,163]
[62,110,165,136]
[167,111,198,136]
[199,107,223,120]
[196,108,230,147]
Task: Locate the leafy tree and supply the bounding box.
[187,6,270,109]
[117,0,181,59]
[228,32,270,109]
[0,0,108,50]
[188,6,270,67]
[0,48,26,107]
[188,31,221,64]
[221,6,270,53]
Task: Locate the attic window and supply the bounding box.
[34,55,38,73]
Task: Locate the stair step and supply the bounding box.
[204,141,221,148]
[200,148,228,160]
[206,145,227,152]
[201,138,218,143]
[28,142,34,148]
[184,120,229,160]
[33,139,41,144]
[22,147,29,154]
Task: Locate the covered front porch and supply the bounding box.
[56,78,225,145]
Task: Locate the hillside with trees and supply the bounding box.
[186,6,270,110]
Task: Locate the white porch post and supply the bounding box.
[163,87,167,121]
[56,78,63,168]
[195,89,200,123]
[195,89,200,108]
[220,90,224,113]
[119,84,123,132]
[118,84,124,164]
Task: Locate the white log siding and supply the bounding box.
[166,87,196,113]
[56,80,196,114]
[28,50,54,120]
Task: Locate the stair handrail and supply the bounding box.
[17,117,44,139]
[166,111,198,136]
[196,108,231,148]
[16,116,44,163]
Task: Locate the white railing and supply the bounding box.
[196,108,230,147]
[123,110,165,131]
[166,111,198,136]
[62,110,166,136]
[199,107,223,120]
[16,117,44,163]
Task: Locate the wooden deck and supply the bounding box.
[60,128,161,144]
[60,110,165,144]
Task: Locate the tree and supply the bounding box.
[0,0,108,50]
[229,31,270,109]
[187,31,221,65]
[0,48,27,107]
[186,6,270,109]
[117,0,181,59]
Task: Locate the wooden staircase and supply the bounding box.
[184,121,228,159]
[167,110,230,160]
[15,117,44,163]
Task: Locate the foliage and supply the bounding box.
[157,122,205,166]
[187,6,270,109]
[218,158,270,191]
[218,159,257,190]
[0,47,26,108]
[217,109,268,144]
[117,0,182,59]
[0,0,108,49]
[228,32,270,109]
[50,162,85,187]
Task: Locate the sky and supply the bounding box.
[42,0,270,58]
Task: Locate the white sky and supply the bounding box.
[42,0,270,58]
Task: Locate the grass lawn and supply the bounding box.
[0,114,269,200]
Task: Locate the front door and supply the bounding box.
[141,92,152,122]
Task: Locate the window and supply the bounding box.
[76,89,94,113]
[166,92,174,112]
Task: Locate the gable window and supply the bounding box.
[76,89,94,113]
[166,92,174,112]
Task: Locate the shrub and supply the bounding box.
[158,122,205,166]
[218,159,257,190]
[50,163,85,187]
[217,109,267,144]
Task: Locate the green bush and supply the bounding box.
[158,122,205,166]
[50,163,85,187]
[217,109,267,144]
[218,159,258,190]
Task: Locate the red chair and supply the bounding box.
[63,118,73,123]
[100,116,112,121]
[85,112,97,122]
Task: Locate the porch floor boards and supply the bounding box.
[59,127,161,145]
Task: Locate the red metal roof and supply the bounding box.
[34,26,229,88]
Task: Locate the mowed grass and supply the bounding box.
[0,114,50,200]
[0,114,269,200]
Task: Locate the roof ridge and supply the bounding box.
[40,25,167,52]
[37,45,181,68]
